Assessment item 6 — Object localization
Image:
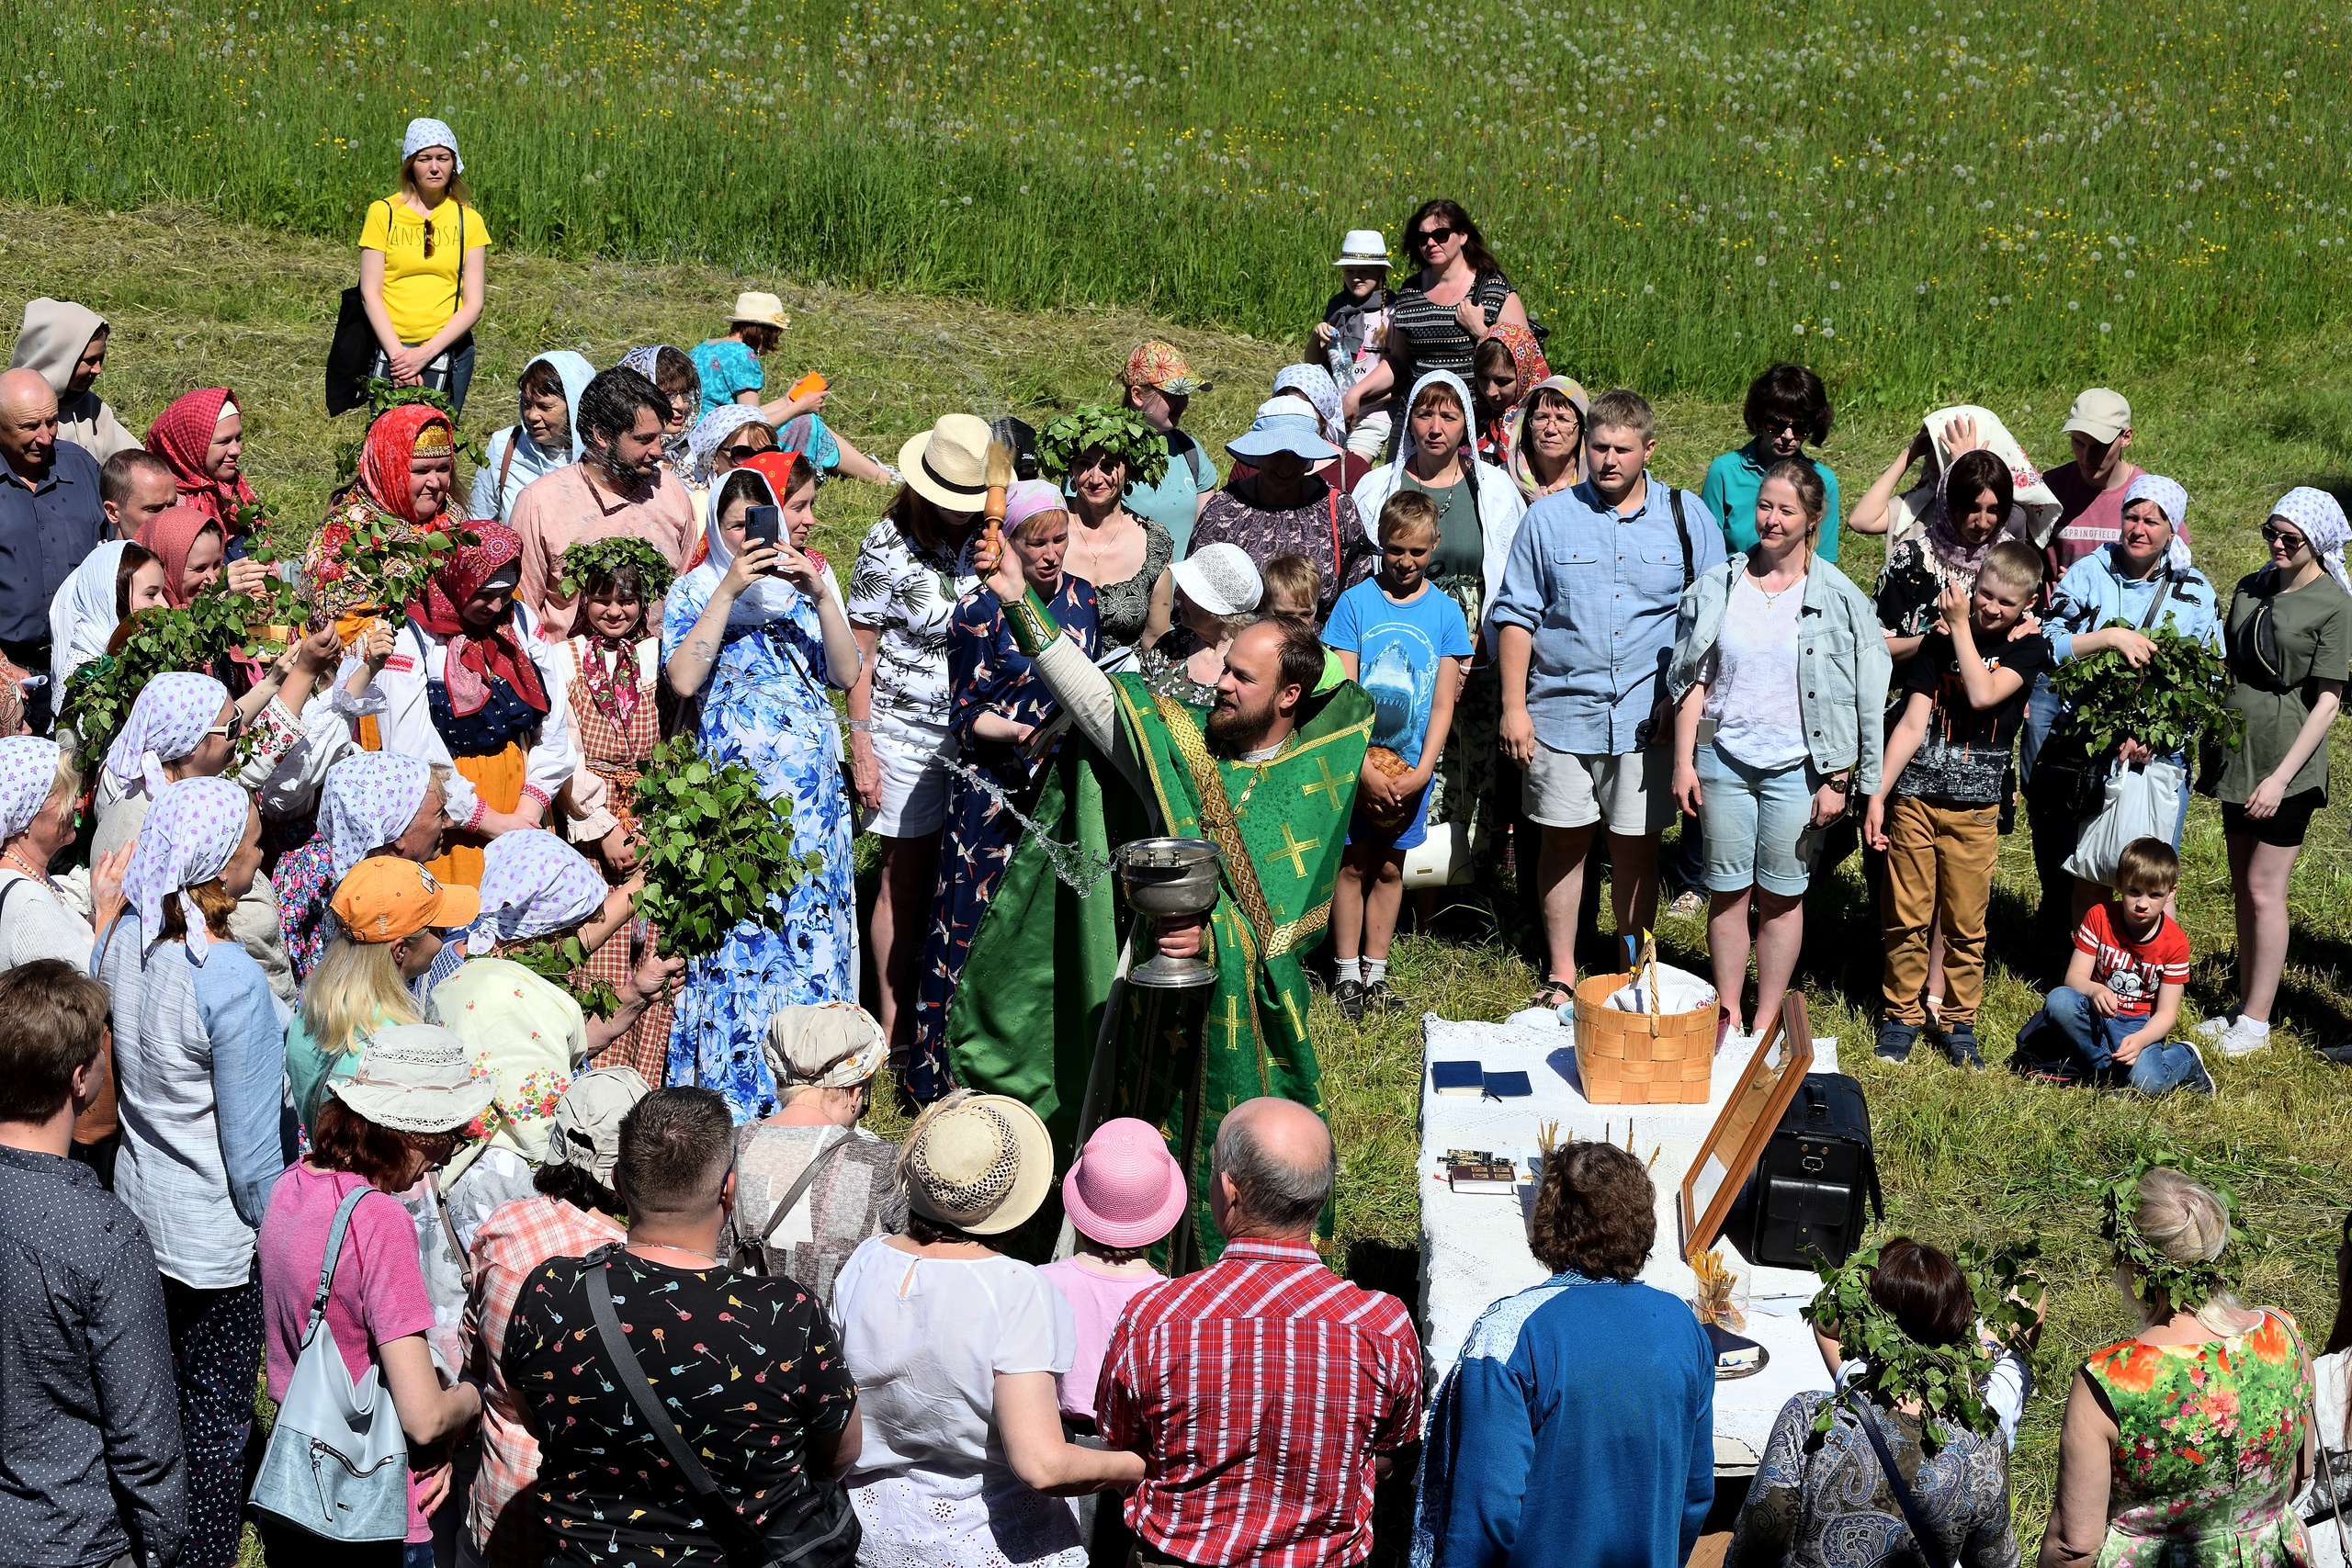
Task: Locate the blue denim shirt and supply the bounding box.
[0,443,106,644]
[1491,472,1725,755]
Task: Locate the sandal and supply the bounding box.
[1526,979,1575,1012]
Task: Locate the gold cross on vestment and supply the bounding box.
[1217,993,1246,1052]
[1300,755,1349,807]
[1271,822,1320,878]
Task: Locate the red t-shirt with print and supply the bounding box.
[2074,901,2190,1018]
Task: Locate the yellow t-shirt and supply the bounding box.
[357,196,492,345]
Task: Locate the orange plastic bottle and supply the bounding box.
[787,371,829,401]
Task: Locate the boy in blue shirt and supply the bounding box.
[1322,491,1473,1020]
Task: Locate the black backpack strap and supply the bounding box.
[585,1258,772,1568]
[1843,1390,1951,1568]
[1669,488,1694,588]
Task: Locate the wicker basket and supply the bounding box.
[1571,971,1716,1104]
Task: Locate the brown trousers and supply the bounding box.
[1879,794,2000,1026]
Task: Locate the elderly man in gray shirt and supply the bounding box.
[1493,388,1724,1009]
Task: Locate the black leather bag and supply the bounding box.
[325,284,379,417]
[1744,1073,1883,1269]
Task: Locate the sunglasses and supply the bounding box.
[720,442,772,463]
[2262,524,2311,549]
[1760,417,1806,436]
[1416,225,1460,246]
[202,713,248,741]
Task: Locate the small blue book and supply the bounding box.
[1482,1070,1533,1100]
[1431,1060,1485,1096]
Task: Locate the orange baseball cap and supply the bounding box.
[331,856,481,944]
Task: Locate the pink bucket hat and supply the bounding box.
[1061,1117,1188,1249]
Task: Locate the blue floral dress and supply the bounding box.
[906,574,1098,1100]
[661,566,858,1120]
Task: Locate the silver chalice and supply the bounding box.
[1115,837,1223,989]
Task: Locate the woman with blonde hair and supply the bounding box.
[2040,1168,2313,1568]
[1669,461,1888,1041]
[356,118,490,412]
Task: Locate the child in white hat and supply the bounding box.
[1314,230,1396,459]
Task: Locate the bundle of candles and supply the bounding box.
[1690,1247,1746,1332]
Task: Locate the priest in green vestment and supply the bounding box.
[942,594,1370,1266]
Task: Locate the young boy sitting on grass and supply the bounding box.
[2014,836,2212,1095]
[1320,492,1471,1021]
[1866,541,2050,1069]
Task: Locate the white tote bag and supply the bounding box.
[2064,759,2186,887]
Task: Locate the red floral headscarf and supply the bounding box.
[409,521,548,717]
[145,388,259,532]
[359,403,464,527]
[136,506,223,609]
[1493,323,1551,388]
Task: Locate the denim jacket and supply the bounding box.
[1668,554,1893,794]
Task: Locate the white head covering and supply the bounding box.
[687,404,772,486]
[481,351,594,523]
[322,752,434,880]
[1271,365,1345,445]
[2121,473,2195,574]
[696,463,808,626]
[120,776,250,957]
[105,671,230,799]
[465,829,610,955]
[0,736,60,840]
[1389,367,1485,484]
[401,117,463,173]
[2271,487,2352,595]
[50,540,128,699]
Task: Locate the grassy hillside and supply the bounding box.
[13,200,2350,1547]
[5,0,2350,400]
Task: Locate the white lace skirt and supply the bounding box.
[850,1468,1085,1568]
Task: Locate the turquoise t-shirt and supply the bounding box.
[285,1015,361,1136]
[1701,441,1843,562]
[1322,575,1474,766]
[692,338,764,416]
[1123,430,1216,557]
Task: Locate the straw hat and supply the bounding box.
[903,1093,1053,1235]
[327,1024,495,1135]
[1332,229,1393,268]
[896,412,994,513]
[1061,1117,1187,1249]
[540,1066,650,1184]
[731,291,789,331]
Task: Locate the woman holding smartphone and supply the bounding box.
[663,451,863,1119]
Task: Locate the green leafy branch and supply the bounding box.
[628,736,821,962]
[1803,1235,2042,1454]
[501,934,624,1021]
[2047,619,2242,760]
[59,580,304,772]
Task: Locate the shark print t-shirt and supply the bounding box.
[501,1243,857,1566]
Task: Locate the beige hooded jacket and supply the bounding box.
[10,298,141,460]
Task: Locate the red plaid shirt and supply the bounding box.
[1098,1236,1421,1567]
[459,1194,625,1566]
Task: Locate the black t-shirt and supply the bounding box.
[502,1245,857,1568]
[1894,628,2053,804]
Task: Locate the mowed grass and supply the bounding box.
[6,0,2352,400]
[14,201,2351,1551]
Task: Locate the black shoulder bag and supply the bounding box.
[584,1258,859,1568]
[1842,1390,1952,1568]
[2035,567,2182,818]
[326,199,390,418]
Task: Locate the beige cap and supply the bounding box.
[730,291,789,331]
[901,1092,1053,1236]
[762,1002,888,1091]
[540,1066,651,1183]
[2064,388,2132,444]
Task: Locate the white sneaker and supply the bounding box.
[2218,1018,2274,1058]
[2181,1040,2217,1095]
[2189,1014,2235,1046]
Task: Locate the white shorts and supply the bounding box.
[1525,740,1675,837]
[866,711,953,839]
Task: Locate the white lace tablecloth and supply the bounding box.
[1415,1014,1840,1472]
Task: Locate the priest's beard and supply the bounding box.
[1206,689,1281,757]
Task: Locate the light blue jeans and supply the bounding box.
[1697,741,1821,897]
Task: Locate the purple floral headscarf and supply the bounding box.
[322,752,434,880]
[121,776,250,957]
[465,828,609,954]
[0,736,60,840]
[105,671,229,798]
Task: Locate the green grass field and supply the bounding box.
[13,198,2351,1554]
[6,0,2351,400]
